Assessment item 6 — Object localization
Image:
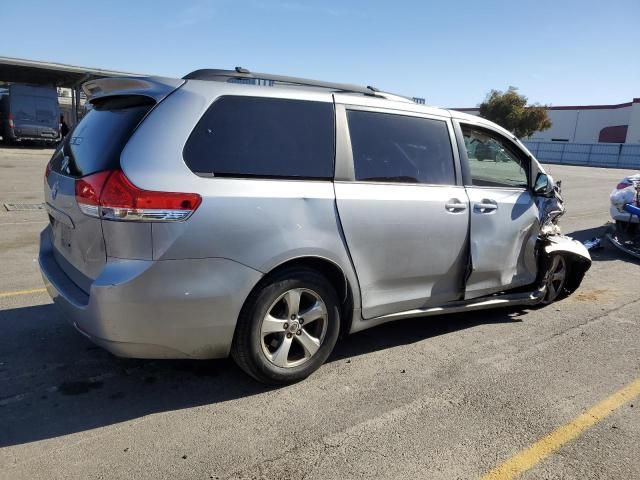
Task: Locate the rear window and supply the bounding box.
[13,96,37,121]
[12,96,57,123]
[36,100,57,123]
[183,96,334,179]
[50,96,154,178]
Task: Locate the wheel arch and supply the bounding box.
[246,255,355,338]
[541,236,592,295]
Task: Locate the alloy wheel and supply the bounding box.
[260,288,328,368]
[543,255,567,303]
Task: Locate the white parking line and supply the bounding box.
[0,220,48,226]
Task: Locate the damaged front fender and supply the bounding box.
[532,173,591,297]
[544,235,591,262]
[536,175,566,237]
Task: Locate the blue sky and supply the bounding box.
[3,0,639,107]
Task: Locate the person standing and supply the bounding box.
[59,114,70,140]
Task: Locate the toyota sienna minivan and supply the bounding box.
[40,68,591,384]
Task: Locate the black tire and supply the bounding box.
[616,220,638,238]
[231,267,340,385]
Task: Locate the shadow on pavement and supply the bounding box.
[566,225,608,243]
[331,307,523,362]
[0,302,524,448]
[567,224,640,264]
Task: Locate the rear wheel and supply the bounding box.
[231,268,340,384]
[541,253,569,304]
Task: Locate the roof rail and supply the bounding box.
[182,67,414,103]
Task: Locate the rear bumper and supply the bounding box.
[8,131,58,142]
[38,226,263,359]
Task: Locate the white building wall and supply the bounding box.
[570,107,630,143]
[626,102,640,144]
[528,110,580,141]
[451,99,639,144]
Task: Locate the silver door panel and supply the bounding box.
[465,187,539,299]
[335,182,469,319]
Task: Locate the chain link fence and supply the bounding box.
[523,141,640,169]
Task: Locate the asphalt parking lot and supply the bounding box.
[0,147,638,480]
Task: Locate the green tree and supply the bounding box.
[478,87,551,138]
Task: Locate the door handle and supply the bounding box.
[474,200,498,213]
[445,199,467,213]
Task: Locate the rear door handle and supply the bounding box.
[445,199,467,213]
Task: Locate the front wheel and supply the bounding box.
[231,268,340,384]
[541,253,569,304]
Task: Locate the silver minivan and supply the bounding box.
[39,69,591,384]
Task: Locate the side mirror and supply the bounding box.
[533,173,554,196]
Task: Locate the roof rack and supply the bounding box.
[182,67,414,103]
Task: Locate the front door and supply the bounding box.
[459,123,540,299]
[334,107,469,319]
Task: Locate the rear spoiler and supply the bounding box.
[82,76,184,104]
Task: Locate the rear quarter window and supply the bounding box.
[50,96,154,178]
[183,96,335,179]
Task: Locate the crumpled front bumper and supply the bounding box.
[543,234,592,263]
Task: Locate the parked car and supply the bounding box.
[39,69,591,384]
[471,140,511,162]
[0,84,60,145]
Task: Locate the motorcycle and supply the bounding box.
[608,177,640,259]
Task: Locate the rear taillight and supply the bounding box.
[8,113,14,129]
[45,162,52,180]
[75,170,112,218]
[617,182,632,190]
[75,170,201,222]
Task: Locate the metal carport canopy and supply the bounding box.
[0,56,143,124]
[0,56,141,87]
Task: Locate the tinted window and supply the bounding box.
[10,95,56,124]
[36,99,57,123]
[183,96,334,179]
[462,125,528,188]
[49,96,154,178]
[347,110,455,185]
